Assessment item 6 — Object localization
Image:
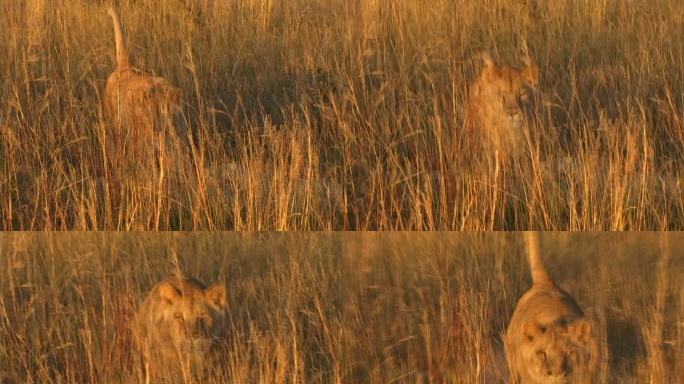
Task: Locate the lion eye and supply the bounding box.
[173,312,183,320]
[536,350,546,361]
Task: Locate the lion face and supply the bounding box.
[157,279,227,356]
[518,319,593,383]
[468,53,539,159]
[475,56,538,131]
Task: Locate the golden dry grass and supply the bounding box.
[2,0,684,229]
[0,233,682,382]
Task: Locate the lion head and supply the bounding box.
[467,52,539,161]
[155,278,227,356]
[146,79,183,118]
[474,52,538,129]
[133,276,228,373]
[514,318,594,383]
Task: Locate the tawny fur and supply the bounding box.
[132,276,227,381]
[505,233,599,384]
[103,7,183,169]
[467,52,538,164]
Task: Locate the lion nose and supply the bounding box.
[197,318,208,335]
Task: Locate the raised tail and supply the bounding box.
[524,232,554,285]
[107,7,130,69]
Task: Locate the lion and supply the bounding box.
[467,52,538,164]
[132,276,227,382]
[505,233,599,383]
[104,6,183,175]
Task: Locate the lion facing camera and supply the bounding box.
[505,233,599,383]
[132,276,227,381]
[467,52,538,164]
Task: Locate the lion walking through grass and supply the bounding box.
[102,6,186,227]
[505,233,599,383]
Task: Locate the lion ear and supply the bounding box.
[567,318,592,345]
[523,321,546,342]
[480,51,495,68]
[206,284,227,309]
[159,283,182,305]
[479,52,498,79]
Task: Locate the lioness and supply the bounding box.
[104,7,183,168]
[132,276,227,381]
[505,233,599,383]
[467,52,538,164]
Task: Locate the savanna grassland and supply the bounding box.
[0,233,682,383]
[2,0,684,229]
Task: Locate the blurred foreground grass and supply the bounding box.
[0,233,682,382]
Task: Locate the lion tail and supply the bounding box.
[107,7,131,69]
[524,232,554,285]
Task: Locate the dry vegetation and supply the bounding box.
[1,0,684,229]
[0,233,682,383]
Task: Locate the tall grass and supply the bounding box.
[2,0,684,229]
[0,233,681,382]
